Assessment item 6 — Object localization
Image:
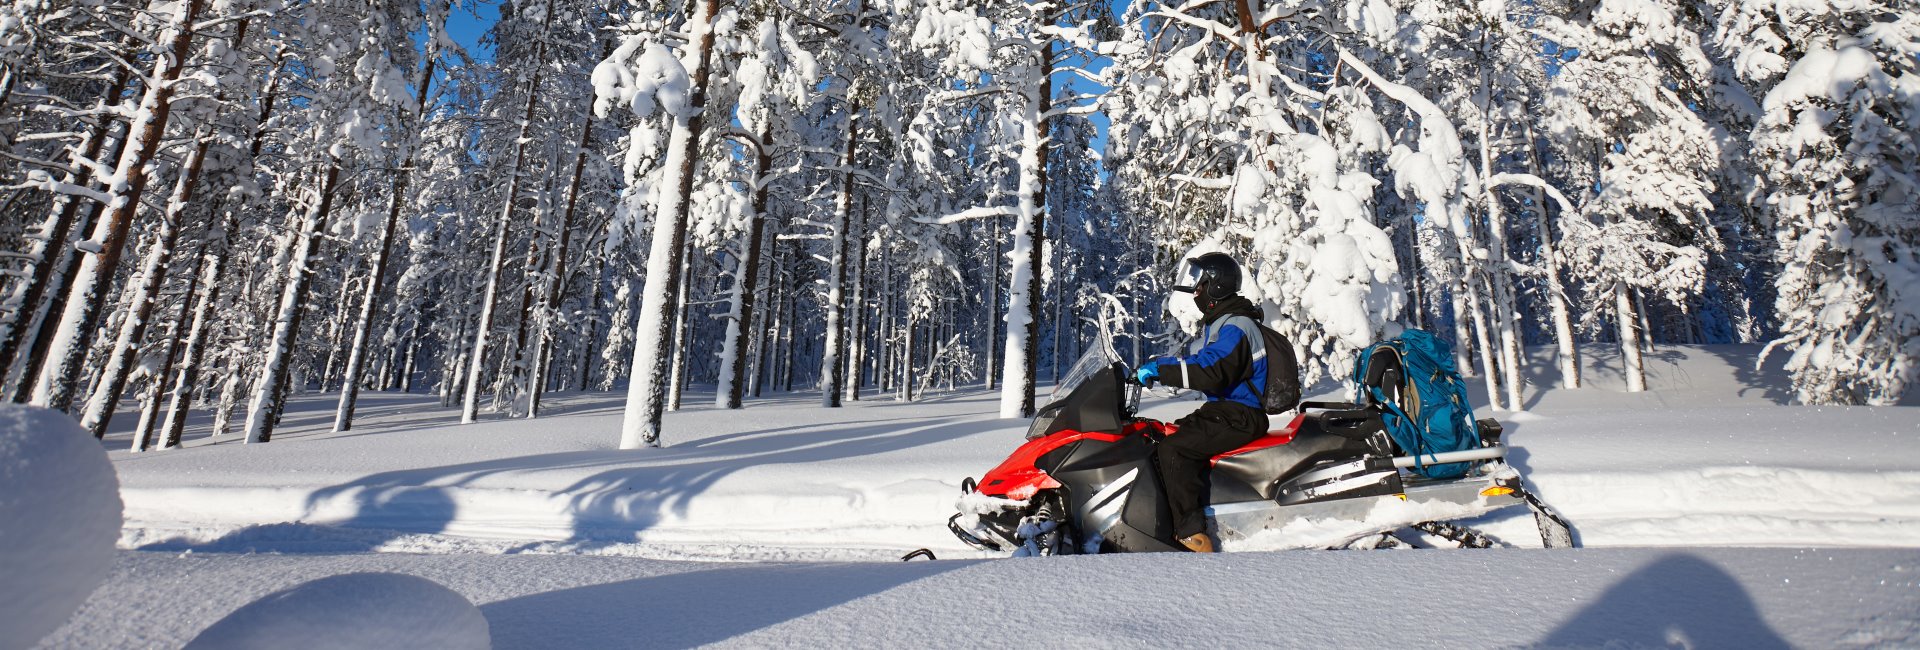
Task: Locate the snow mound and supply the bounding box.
[0,405,122,649]
[184,572,489,650]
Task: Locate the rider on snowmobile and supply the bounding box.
[1133,253,1270,553]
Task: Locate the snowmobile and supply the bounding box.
[946,330,1573,556]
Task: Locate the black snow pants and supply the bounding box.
[1158,400,1268,539]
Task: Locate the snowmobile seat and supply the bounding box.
[1209,413,1379,501]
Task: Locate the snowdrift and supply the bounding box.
[104,344,1919,559]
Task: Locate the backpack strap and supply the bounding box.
[1216,316,1265,400]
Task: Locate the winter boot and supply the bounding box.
[1178,533,1215,553]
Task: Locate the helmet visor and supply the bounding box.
[1171,258,1203,294]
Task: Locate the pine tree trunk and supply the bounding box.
[780,277,797,393]
[819,102,858,408]
[527,109,595,418]
[1522,120,1580,388]
[666,253,692,411]
[1467,275,1504,411]
[160,216,228,450]
[335,59,435,431]
[1617,281,1646,392]
[1477,124,1525,410]
[243,163,341,443]
[998,54,1049,419]
[717,126,774,409]
[845,195,869,402]
[463,65,547,424]
[132,314,178,451]
[878,241,894,394]
[1450,281,1475,376]
[984,216,999,390]
[898,311,916,401]
[318,270,358,391]
[620,0,720,447]
[0,64,133,388]
[30,0,203,410]
[78,129,210,438]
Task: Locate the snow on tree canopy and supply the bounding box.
[594,39,694,122]
[0,405,122,649]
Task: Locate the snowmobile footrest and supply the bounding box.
[948,513,1003,552]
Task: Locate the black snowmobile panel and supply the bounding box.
[1212,426,1376,501]
[1114,466,1180,552]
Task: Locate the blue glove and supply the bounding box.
[1135,362,1160,387]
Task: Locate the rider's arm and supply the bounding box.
[1153,322,1252,393]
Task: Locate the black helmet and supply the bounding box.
[1173,252,1241,302]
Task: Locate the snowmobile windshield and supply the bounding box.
[1052,345,1119,405]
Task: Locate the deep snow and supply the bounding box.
[30,343,1920,647]
[0,405,121,649]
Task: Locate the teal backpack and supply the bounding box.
[1351,329,1481,479]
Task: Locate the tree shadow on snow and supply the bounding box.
[140,412,1006,551]
[1698,344,1798,406]
[478,559,976,649]
[1539,553,1789,649]
[135,487,461,554]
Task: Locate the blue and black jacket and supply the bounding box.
[1153,296,1269,412]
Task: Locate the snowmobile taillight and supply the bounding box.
[1480,485,1516,498]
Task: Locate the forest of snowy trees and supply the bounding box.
[0,0,1912,449]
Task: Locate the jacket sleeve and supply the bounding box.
[1154,322,1252,393]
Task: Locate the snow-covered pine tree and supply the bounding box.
[1106,2,1409,389]
[1535,0,1723,393]
[334,1,448,431]
[30,0,207,414]
[1718,4,1918,405]
[597,0,726,447]
[905,0,1102,418]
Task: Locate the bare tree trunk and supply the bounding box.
[318,270,358,391]
[1450,283,1474,376]
[898,310,915,401]
[1467,275,1504,410]
[819,102,858,408]
[666,253,692,411]
[132,315,181,451]
[1478,108,1524,411]
[160,218,227,450]
[845,195,868,402]
[779,277,797,393]
[984,216,999,390]
[464,0,554,423]
[243,163,342,443]
[718,125,774,409]
[1617,281,1646,392]
[30,0,204,410]
[78,127,210,438]
[878,240,894,394]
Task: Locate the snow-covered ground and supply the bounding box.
[35,344,1920,647]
